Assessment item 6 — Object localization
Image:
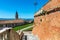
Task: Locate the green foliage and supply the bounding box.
[13,23,33,31]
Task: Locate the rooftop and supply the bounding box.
[0,19,25,24]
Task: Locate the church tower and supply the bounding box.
[15,11,19,20]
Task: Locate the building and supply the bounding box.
[32,0,60,40]
[0,11,25,27]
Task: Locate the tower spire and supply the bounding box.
[15,11,19,20]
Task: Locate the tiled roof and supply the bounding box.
[0,20,25,24]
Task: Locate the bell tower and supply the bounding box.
[15,11,19,20]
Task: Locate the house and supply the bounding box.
[0,11,25,27]
[0,20,25,27]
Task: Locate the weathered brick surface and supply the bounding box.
[32,11,60,40]
[33,0,60,40]
[43,0,60,11]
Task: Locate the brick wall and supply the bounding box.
[33,11,60,40]
[43,0,60,11]
[32,0,60,40]
[32,11,60,40]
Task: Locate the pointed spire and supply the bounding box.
[15,11,19,20]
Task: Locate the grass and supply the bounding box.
[24,27,33,31]
[13,23,33,31]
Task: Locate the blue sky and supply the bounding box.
[0,0,48,19]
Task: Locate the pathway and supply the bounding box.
[16,25,39,40]
[17,25,33,33]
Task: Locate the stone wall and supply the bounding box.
[10,29,20,40]
[32,0,60,40]
[43,0,60,11]
[0,30,10,40]
[0,29,24,40]
[10,29,24,40]
[32,11,60,40]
